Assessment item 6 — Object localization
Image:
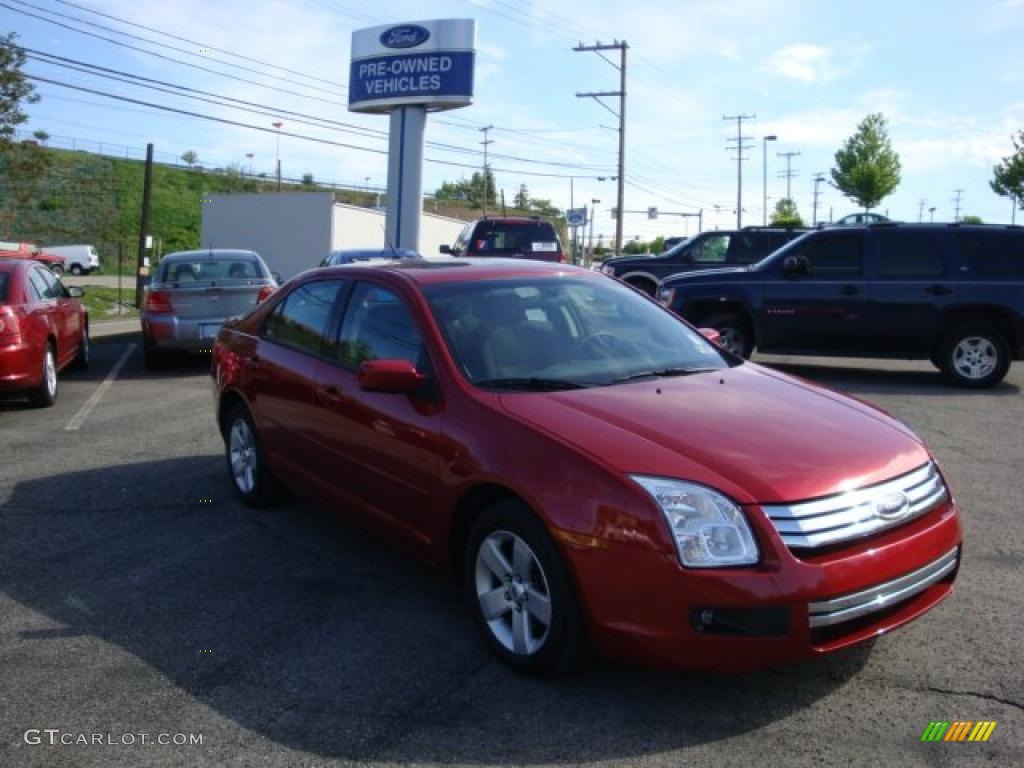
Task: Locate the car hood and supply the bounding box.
[663,265,750,284]
[498,362,928,504]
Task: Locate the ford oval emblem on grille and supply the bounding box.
[875,491,909,520]
[380,25,430,49]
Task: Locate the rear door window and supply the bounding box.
[264,280,344,356]
[958,232,1024,278]
[877,231,945,276]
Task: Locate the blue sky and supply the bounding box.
[7,0,1024,244]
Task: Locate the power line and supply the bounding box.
[777,150,801,199]
[23,74,616,180]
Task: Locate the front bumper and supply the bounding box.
[569,497,962,672]
[142,313,235,352]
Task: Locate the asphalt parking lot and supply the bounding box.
[1,324,1022,767]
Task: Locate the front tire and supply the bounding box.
[702,311,754,358]
[70,264,83,276]
[465,500,587,676]
[50,264,64,277]
[224,404,280,507]
[27,343,58,407]
[626,277,656,297]
[939,325,1010,388]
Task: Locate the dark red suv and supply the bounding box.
[440,217,565,262]
[212,258,961,675]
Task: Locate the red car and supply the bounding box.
[212,258,961,675]
[0,257,89,406]
[0,240,68,275]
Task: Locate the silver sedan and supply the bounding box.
[141,249,276,369]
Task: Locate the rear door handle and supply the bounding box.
[925,285,952,295]
[840,285,860,296]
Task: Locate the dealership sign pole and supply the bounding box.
[349,20,476,252]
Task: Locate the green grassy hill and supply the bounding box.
[0,143,564,271]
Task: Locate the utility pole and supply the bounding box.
[479,124,494,215]
[762,134,777,225]
[812,173,825,226]
[575,40,628,254]
[588,198,600,267]
[952,188,963,222]
[723,113,755,228]
[777,151,801,199]
[918,198,926,223]
[135,143,154,309]
[272,121,283,192]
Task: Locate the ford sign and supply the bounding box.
[380,25,430,49]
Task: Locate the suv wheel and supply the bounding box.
[939,325,1010,388]
[465,500,588,676]
[702,311,753,358]
[626,277,656,297]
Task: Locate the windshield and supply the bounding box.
[468,221,560,254]
[424,275,729,389]
[160,256,267,283]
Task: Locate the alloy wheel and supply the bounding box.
[474,530,553,656]
[229,418,257,494]
[44,348,57,397]
[952,336,997,381]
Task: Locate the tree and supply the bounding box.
[831,113,902,211]
[960,215,984,224]
[32,129,49,145]
[771,198,805,226]
[434,170,496,208]
[180,150,199,167]
[0,33,38,146]
[990,130,1024,222]
[514,184,529,209]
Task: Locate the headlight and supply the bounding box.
[600,264,615,275]
[631,476,759,567]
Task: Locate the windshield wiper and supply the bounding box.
[476,377,589,391]
[612,367,719,384]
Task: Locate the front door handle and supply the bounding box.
[840,285,860,296]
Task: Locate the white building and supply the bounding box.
[200,192,466,279]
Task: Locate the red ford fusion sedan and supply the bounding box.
[0,257,89,406]
[211,258,961,675]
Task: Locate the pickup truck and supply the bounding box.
[0,241,67,275]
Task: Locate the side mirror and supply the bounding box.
[783,255,811,276]
[699,327,722,346]
[66,286,84,298]
[358,359,427,394]
[439,244,452,254]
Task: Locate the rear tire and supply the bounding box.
[465,499,588,676]
[27,343,58,407]
[224,403,281,507]
[939,324,1010,388]
[72,324,90,370]
[50,264,64,277]
[702,311,754,358]
[70,264,83,276]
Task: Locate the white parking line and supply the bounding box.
[64,343,137,432]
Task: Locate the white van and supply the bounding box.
[44,245,100,274]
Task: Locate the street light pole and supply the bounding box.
[588,198,600,267]
[272,121,283,191]
[762,135,777,225]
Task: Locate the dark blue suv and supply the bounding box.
[658,223,1024,387]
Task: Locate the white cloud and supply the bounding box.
[764,44,842,83]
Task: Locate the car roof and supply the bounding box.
[472,217,554,225]
[163,249,260,261]
[313,257,587,286]
[329,248,418,259]
[0,256,34,271]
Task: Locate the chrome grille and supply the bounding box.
[763,462,948,551]
[808,546,959,628]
